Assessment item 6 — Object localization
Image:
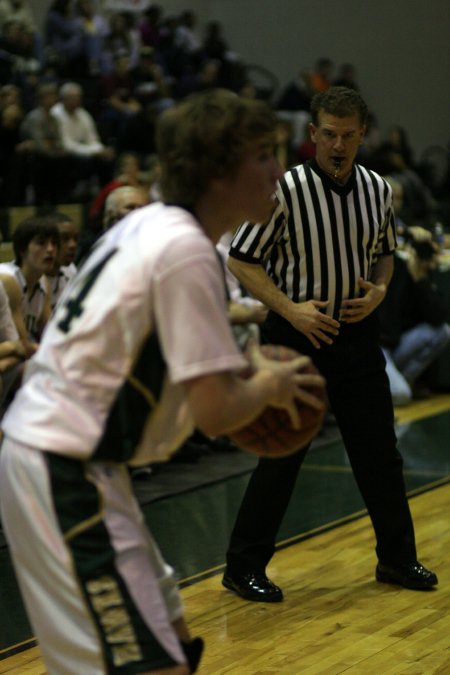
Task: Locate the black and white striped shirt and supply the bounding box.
[229,159,397,319]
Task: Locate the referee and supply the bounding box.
[222,87,437,602]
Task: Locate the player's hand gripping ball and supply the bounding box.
[229,344,326,458]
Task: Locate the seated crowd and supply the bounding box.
[0,1,448,441]
[0,2,447,214]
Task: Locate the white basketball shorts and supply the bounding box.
[0,437,186,674]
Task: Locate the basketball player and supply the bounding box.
[0,216,59,342]
[45,212,80,310]
[0,89,325,675]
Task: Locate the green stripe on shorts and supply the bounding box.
[47,454,176,673]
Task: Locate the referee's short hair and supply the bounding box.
[311,86,368,127]
[156,88,277,208]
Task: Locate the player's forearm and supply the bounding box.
[186,370,281,438]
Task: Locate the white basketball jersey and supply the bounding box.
[2,203,246,464]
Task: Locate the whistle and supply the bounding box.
[333,158,342,179]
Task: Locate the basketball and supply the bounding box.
[228,344,326,458]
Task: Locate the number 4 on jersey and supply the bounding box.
[58,249,117,334]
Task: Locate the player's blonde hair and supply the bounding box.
[156,88,277,208]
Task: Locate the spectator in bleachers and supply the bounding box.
[0,17,42,112]
[295,119,316,164]
[384,124,415,169]
[0,17,34,61]
[0,83,22,110]
[309,57,334,93]
[157,13,184,78]
[88,150,147,227]
[202,20,228,62]
[0,0,41,66]
[274,117,296,170]
[102,184,147,229]
[20,82,78,204]
[144,153,161,202]
[276,70,312,112]
[383,175,433,247]
[357,110,381,164]
[174,58,222,99]
[238,80,258,99]
[201,19,243,91]
[131,45,173,110]
[100,10,141,74]
[175,10,202,62]
[379,236,450,404]
[0,100,33,205]
[51,81,115,198]
[367,141,437,227]
[74,0,108,77]
[333,62,360,90]
[377,174,448,403]
[44,0,88,78]
[115,98,159,159]
[137,4,162,49]
[96,47,142,144]
[0,16,41,96]
[0,0,35,34]
[77,183,147,262]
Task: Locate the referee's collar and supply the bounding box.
[309,159,356,195]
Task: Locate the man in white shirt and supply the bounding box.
[51,81,115,193]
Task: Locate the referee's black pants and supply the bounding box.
[226,312,417,574]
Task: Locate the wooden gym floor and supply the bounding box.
[1,394,449,674]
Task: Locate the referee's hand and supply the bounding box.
[340,277,387,323]
[289,300,340,349]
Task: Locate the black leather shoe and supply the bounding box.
[181,637,204,673]
[376,561,438,590]
[222,571,283,602]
